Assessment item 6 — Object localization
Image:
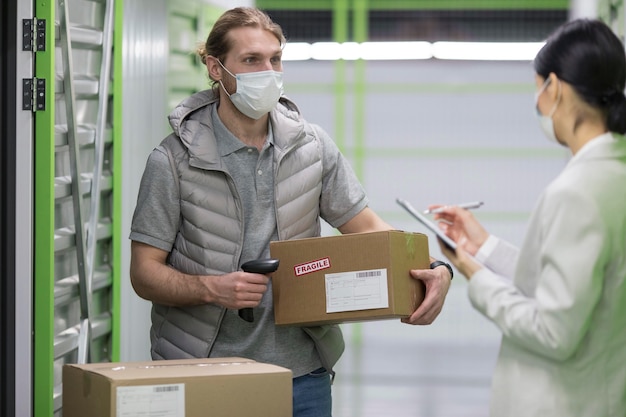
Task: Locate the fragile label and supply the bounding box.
[294,257,331,276]
[325,269,389,313]
[117,383,185,417]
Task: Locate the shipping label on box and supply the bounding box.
[270,230,430,326]
[325,268,389,313]
[117,383,185,417]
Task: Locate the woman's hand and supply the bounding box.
[427,206,489,280]
[439,242,483,281]
[431,206,489,256]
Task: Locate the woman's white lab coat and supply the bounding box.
[469,133,626,417]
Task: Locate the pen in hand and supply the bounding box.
[423,201,484,214]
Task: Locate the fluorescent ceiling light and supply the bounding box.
[432,41,545,61]
[360,42,432,60]
[310,42,361,60]
[282,42,312,61]
[282,41,544,61]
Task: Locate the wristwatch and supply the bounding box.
[430,260,454,280]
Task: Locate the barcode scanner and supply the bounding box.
[238,258,280,322]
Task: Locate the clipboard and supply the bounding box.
[396,197,457,252]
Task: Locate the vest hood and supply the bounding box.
[167,89,307,155]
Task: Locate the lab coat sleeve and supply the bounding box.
[468,186,606,361]
[480,237,520,279]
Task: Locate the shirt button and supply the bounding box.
[257,170,263,175]
[248,148,253,153]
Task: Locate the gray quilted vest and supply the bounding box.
[149,91,344,374]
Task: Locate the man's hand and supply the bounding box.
[207,271,270,310]
[130,241,270,308]
[401,265,452,325]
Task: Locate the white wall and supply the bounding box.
[120,0,170,361]
[570,0,599,19]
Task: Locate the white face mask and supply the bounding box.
[218,60,284,120]
[534,78,561,144]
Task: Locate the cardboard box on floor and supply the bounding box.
[269,230,429,326]
[63,357,292,417]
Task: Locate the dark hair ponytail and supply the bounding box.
[606,92,626,134]
[534,19,626,134]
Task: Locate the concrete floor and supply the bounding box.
[331,282,501,417]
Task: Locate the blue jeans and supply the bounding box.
[293,367,332,417]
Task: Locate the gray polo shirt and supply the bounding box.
[208,106,321,377]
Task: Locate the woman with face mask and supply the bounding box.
[428,19,626,417]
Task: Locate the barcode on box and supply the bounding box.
[154,385,180,393]
[356,271,382,278]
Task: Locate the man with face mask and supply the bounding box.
[129,7,453,417]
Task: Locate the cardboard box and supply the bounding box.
[269,230,429,326]
[63,357,292,417]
